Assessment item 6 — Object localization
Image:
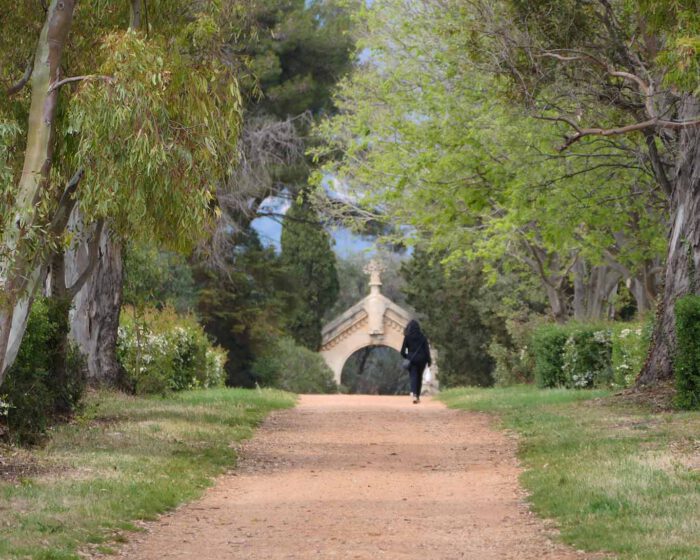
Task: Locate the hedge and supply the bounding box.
[252,336,337,394]
[118,306,227,394]
[674,295,700,409]
[0,298,86,443]
[531,321,650,389]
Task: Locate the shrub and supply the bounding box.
[674,295,700,409]
[532,321,651,390]
[0,298,87,444]
[489,315,540,387]
[117,307,227,394]
[252,337,337,393]
[561,326,612,388]
[532,324,570,388]
[610,319,652,388]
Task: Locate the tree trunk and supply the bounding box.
[68,224,124,386]
[637,95,700,386]
[573,260,621,321]
[130,0,143,29]
[627,259,661,316]
[544,284,567,323]
[0,0,76,381]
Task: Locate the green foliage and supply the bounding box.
[123,243,196,313]
[636,1,700,93]
[117,307,226,395]
[532,324,570,388]
[674,295,700,409]
[488,314,541,387]
[532,321,650,389]
[0,298,86,444]
[252,336,337,393]
[534,324,614,389]
[0,118,20,194]
[66,27,241,250]
[196,229,297,387]
[281,199,339,350]
[611,320,653,387]
[401,250,495,388]
[228,0,357,118]
[561,327,613,389]
[313,0,666,334]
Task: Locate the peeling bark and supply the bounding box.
[68,220,124,386]
[638,95,700,385]
[0,0,76,381]
[572,260,621,321]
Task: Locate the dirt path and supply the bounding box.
[115,395,596,559]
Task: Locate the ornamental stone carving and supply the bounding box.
[319,260,438,393]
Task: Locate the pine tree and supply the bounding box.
[281,200,339,350]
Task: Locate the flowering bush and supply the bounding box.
[118,307,227,394]
[611,321,651,388]
[532,320,650,389]
[561,327,612,389]
[0,397,10,417]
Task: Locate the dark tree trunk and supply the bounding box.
[69,225,124,386]
[637,96,700,386]
[47,250,72,412]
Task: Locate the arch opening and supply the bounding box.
[340,345,408,395]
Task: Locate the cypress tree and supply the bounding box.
[281,200,340,350]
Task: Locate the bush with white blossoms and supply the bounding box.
[561,327,612,389]
[0,397,11,417]
[611,322,652,388]
[118,306,227,394]
[534,320,651,389]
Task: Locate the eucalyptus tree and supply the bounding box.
[0,1,242,384]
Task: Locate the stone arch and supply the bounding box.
[320,260,438,393]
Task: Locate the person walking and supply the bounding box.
[400,319,431,404]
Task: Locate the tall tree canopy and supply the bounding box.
[316,0,699,385]
[0,1,242,383]
[281,198,339,350]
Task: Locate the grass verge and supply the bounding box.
[440,385,700,560]
[0,387,295,560]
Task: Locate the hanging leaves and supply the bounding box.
[66,18,242,252]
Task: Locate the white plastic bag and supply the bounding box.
[423,365,432,383]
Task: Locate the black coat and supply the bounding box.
[401,330,431,367]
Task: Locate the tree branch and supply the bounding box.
[7,60,33,97]
[556,117,700,151]
[540,51,656,116]
[49,168,84,235]
[47,74,113,93]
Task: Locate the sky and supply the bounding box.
[251,213,376,257]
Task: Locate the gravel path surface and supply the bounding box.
[115,394,599,559]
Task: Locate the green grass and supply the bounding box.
[0,388,295,560]
[440,385,700,560]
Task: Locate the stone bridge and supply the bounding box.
[320,260,438,393]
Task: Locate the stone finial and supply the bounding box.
[363,259,386,295]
